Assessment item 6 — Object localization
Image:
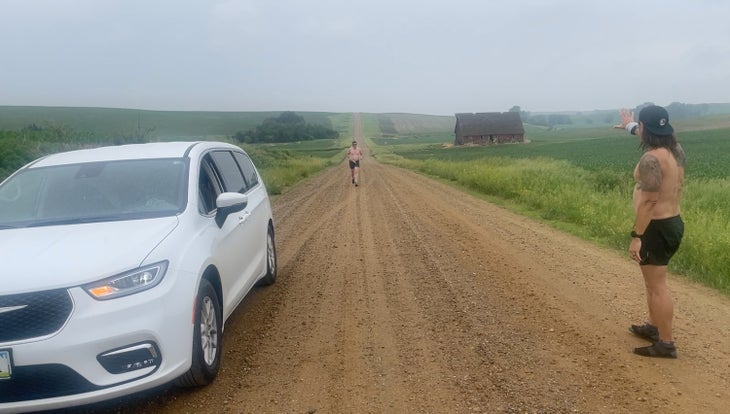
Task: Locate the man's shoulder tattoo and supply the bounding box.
[638,153,662,192]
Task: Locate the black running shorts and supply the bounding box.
[639,215,684,266]
[349,160,360,169]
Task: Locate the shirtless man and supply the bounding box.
[615,105,685,358]
[347,140,363,186]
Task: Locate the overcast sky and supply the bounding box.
[2,0,729,116]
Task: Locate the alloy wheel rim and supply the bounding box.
[267,233,276,274]
[199,296,218,366]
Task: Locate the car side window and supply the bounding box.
[233,152,259,189]
[210,151,248,194]
[198,156,222,215]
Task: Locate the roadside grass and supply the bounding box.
[243,113,354,195]
[243,139,343,195]
[370,123,730,295]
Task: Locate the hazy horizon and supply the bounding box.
[3,0,730,116]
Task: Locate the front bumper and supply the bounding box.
[0,270,197,413]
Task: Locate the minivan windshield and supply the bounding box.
[0,158,188,228]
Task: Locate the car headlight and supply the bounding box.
[83,261,168,300]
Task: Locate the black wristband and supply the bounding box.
[631,230,643,238]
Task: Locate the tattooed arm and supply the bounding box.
[634,153,662,234]
[632,153,662,235]
[628,153,662,262]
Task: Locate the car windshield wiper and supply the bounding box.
[25,215,128,227]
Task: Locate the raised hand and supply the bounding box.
[613,108,635,129]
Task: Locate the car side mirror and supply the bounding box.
[215,192,248,228]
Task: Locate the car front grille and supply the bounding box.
[0,289,74,342]
[0,363,101,403]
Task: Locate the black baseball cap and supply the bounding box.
[352,140,357,144]
[639,105,674,136]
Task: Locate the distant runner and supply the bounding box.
[347,140,363,186]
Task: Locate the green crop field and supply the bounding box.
[0,108,353,197]
[387,127,730,180]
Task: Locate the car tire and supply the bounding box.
[175,278,222,387]
[257,224,277,286]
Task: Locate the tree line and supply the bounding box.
[233,111,338,143]
[509,102,714,128]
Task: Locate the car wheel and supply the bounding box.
[257,224,277,286]
[176,278,222,387]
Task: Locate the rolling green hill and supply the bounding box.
[0,106,339,139]
[3,103,730,140]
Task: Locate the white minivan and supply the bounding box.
[0,141,277,413]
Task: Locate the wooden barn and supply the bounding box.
[454,112,525,145]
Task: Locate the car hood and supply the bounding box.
[0,217,179,294]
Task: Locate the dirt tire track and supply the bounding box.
[82,115,730,414]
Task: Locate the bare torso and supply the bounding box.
[632,145,685,219]
[347,147,362,162]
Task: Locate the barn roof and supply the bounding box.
[455,112,524,135]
